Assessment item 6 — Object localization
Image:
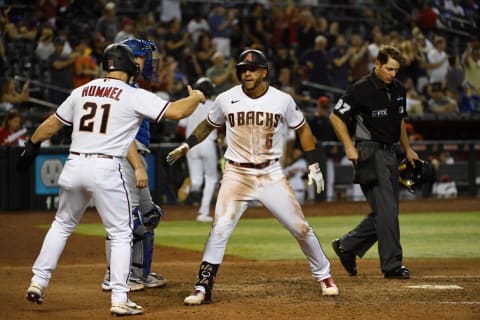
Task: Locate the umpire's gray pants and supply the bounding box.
[340,145,403,273]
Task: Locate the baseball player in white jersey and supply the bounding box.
[167,49,339,306]
[20,43,205,316]
[177,77,219,223]
[101,38,167,292]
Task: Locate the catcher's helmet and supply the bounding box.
[398,158,435,192]
[194,77,215,97]
[102,43,139,78]
[121,38,158,81]
[235,49,268,79]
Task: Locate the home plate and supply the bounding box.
[405,285,463,290]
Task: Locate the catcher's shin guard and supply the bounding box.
[195,261,219,301]
[132,208,154,278]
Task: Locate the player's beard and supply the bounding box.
[242,77,267,98]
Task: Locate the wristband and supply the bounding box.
[185,135,199,148]
[304,149,317,166]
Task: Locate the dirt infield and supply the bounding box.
[1,198,479,320]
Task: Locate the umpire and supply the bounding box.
[329,45,419,279]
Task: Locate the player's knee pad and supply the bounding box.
[143,203,164,229]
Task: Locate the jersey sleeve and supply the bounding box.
[284,95,305,130]
[206,97,225,127]
[54,94,75,126]
[333,86,357,122]
[132,89,170,122]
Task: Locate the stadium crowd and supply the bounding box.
[0,0,479,201]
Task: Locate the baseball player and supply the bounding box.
[167,49,339,305]
[21,43,205,316]
[177,77,219,223]
[101,38,167,292]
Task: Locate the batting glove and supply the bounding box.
[166,142,189,165]
[307,163,325,194]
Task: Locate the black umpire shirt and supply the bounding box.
[333,70,407,145]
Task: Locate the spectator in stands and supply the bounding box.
[209,4,236,59]
[0,108,27,146]
[427,36,449,85]
[458,80,479,112]
[72,39,99,88]
[95,2,120,44]
[0,78,29,112]
[368,29,385,72]
[194,33,216,75]
[404,77,425,116]
[329,34,354,90]
[243,3,270,49]
[144,22,168,55]
[48,37,79,105]
[4,14,37,42]
[427,82,459,114]
[444,0,465,16]
[165,17,191,72]
[405,122,423,141]
[159,0,182,24]
[206,51,237,95]
[295,9,317,58]
[113,17,136,43]
[462,40,480,91]
[35,25,55,62]
[349,32,370,84]
[298,35,331,97]
[446,54,465,102]
[186,11,210,45]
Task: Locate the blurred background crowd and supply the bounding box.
[0,0,479,202]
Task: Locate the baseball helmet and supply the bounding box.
[235,49,268,79]
[121,38,158,81]
[398,158,435,192]
[102,43,139,78]
[194,77,215,97]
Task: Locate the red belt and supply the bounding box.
[227,159,278,169]
[70,151,114,159]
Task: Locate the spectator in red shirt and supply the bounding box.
[0,108,27,146]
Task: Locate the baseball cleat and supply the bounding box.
[184,289,209,305]
[332,239,357,276]
[196,214,213,223]
[26,282,45,304]
[110,299,144,316]
[320,276,339,296]
[130,273,167,288]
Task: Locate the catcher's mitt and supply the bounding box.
[16,139,40,173]
[398,158,435,192]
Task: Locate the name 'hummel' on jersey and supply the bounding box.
[81,85,124,101]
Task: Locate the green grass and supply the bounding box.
[51,211,480,261]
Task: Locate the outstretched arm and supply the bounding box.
[166,119,215,165]
[164,85,205,120]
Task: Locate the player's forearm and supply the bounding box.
[329,113,354,150]
[297,122,316,152]
[165,93,203,120]
[127,142,143,170]
[31,115,64,144]
[185,119,215,148]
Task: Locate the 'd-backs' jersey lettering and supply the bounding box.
[55,78,170,157]
[207,85,305,163]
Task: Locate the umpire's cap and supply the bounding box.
[235,49,268,79]
[102,43,140,78]
[398,158,435,193]
[194,77,215,97]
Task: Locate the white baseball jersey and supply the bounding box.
[178,99,217,142]
[207,85,305,164]
[55,77,170,157]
